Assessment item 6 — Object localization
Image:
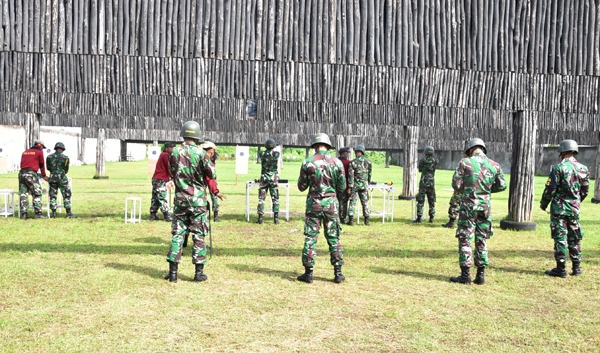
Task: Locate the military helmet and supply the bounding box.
[310,133,332,148]
[265,138,276,149]
[558,139,578,154]
[338,147,350,154]
[424,146,435,155]
[203,137,215,143]
[354,144,366,154]
[464,138,486,154]
[54,142,66,151]
[180,121,202,140]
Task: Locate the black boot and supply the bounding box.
[213,211,220,222]
[473,267,485,285]
[297,267,314,283]
[274,212,279,224]
[194,263,208,282]
[450,266,471,284]
[66,208,78,218]
[149,213,159,221]
[333,265,345,283]
[257,214,263,224]
[163,212,173,222]
[364,217,370,226]
[347,216,354,226]
[21,213,29,220]
[429,216,434,223]
[571,260,582,276]
[50,210,57,218]
[442,219,456,228]
[413,216,422,223]
[35,212,48,219]
[545,261,567,278]
[164,262,178,282]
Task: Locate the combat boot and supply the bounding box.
[163,212,173,222]
[364,217,370,226]
[545,261,567,278]
[333,265,345,283]
[66,208,78,219]
[297,267,313,283]
[149,213,159,221]
[213,211,220,222]
[450,266,471,284]
[164,262,178,282]
[442,219,456,228]
[35,212,48,219]
[347,216,354,226]
[274,212,279,224]
[571,260,582,276]
[193,263,208,282]
[50,210,57,218]
[413,216,422,223]
[429,216,434,223]
[257,214,263,224]
[473,267,485,285]
[21,213,29,220]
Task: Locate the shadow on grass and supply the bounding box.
[370,266,450,282]
[227,264,297,281]
[105,262,165,279]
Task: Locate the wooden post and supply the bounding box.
[385,150,390,168]
[593,132,600,203]
[25,114,41,150]
[256,146,261,164]
[400,126,419,199]
[79,136,86,163]
[94,128,108,179]
[335,135,345,151]
[502,111,537,230]
[120,140,127,162]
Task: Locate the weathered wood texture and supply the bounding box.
[508,111,537,222]
[25,113,40,149]
[95,128,106,176]
[401,126,419,198]
[0,0,598,149]
[595,133,600,200]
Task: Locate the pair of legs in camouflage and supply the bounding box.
[257,180,279,215]
[337,191,349,221]
[416,186,436,219]
[550,214,582,263]
[166,204,209,265]
[19,170,43,216]
[301,197,343,268]
[49,175,72,213]
[150,178,171,215]
[348,188,369,219]
[455,209,493,268]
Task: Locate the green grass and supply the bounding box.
[0,160,599,352]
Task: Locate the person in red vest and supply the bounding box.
[19,140,49,219]
[149,142,175,221]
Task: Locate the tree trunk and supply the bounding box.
[385,150,390,168]
[25,114,41,150]
[594,133,600,202]
[95,128,107,178]
[508,111,537,222]
[401,126,419,198]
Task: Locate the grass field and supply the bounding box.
[1,159,599,352]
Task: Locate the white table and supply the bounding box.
[125,197,142,223]
[356,184,395,224]
[0,189,16,217]
[245,181,290,222]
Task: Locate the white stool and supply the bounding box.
[0,189,16,217]
[125,197,142,223]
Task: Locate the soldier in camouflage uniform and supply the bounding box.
[46,142,77,218]
[441,191,461,228]
[540,139,589,278]
[164,121,216,283]
[202,140,226,222]
[149,142,175,221]
[297,133,346,284]
[19,140,49,219]
[450,138,506,285]
[257,138,280,224]
[414,146,439,223]
[347,144,372,226]
[337,147,352,224]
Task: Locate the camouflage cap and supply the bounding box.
[201,141,217,150]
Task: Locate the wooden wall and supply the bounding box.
[0,0,598,149]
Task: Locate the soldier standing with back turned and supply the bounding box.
[414,146,439,223]
[337,147,352,224]
[46,142,77,218]
[540,139,589,278]
[297,133,346,284]
[347,144,372,226]
[450,138,506,285]
[257,138,280,224]
[19,140,49,219]
[149,142,175,222]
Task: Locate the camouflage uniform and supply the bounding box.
[447,191,461,220]
[166,141,215,265]
[453,151,506,268]
[19,146,47,217]
[150,178,170,215]
[257,149,280,215]
[348,155,372,219]
[416,155,438,219]
[46,150,73,212]
[337,152,351,222]
[540,156,589,264]
[298,150,346,268]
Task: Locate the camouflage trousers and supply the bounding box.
[416,186,436,218]
[550,214,583,262]
[257,180,279,214]
[302,196,343,268]
[455,208,493,268]
[348,188,369,218]
[336,191,350,221]
[19,170,43,215]
[210,192,219,213]
[447,193,461,220]
[166,203,209,264]
[49,175,72,211]
[150,178,170,214]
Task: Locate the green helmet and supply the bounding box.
[265,138,276,149]
[558,139,578,154]
[424,146,435,155]
[180,121,202,140]
[310,133,332,148]
[354,144,366,154]
[54,142,66,151]
[464,138,486,154]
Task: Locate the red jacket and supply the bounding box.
[340,157,351,187]
[204,176,219,195]
[152,151,172,181]
[20,148,46,177]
